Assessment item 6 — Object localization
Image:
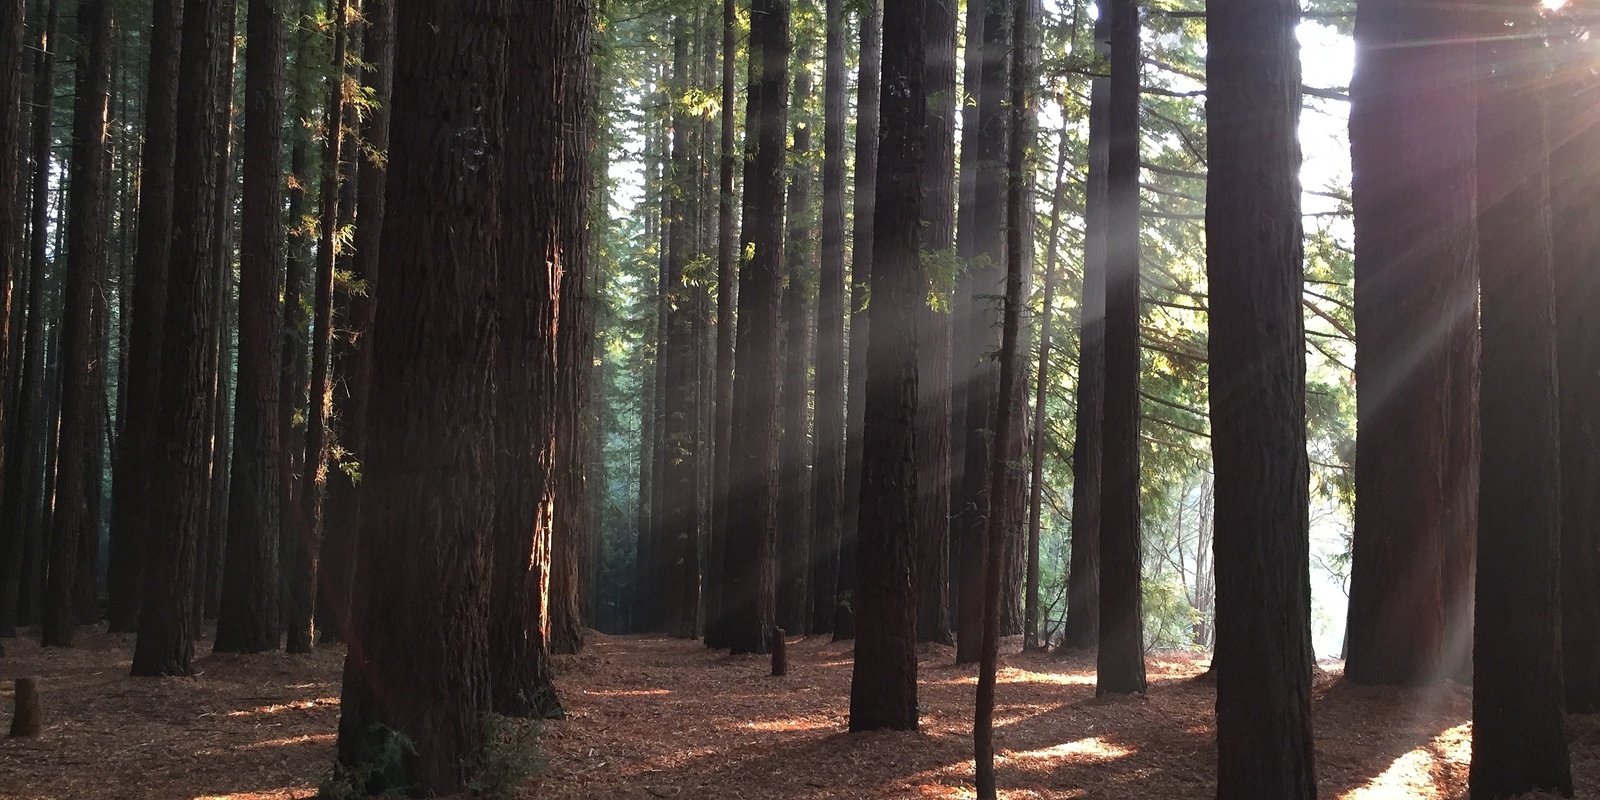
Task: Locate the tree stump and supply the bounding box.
[9,678,41,737]
[771,628,787,676]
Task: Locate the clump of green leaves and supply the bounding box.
[318,725,415,800]
[469,715,546,800]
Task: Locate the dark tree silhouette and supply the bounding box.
[213,0,286,655]
[810,0,847,637]
[1345,0,1479,687]
[1469,3,1572,797]
[132,0,229,677]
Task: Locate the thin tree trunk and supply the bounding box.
[0,0,23,622]
[200,12,237,623]
[776,47,814,635]
[835,0,879,642]
[706,0,738,647]
[915,0,957,647]
[1026,122,1069,652]
[810,0,846,638]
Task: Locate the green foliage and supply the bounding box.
[318,725,415,800]
[469,716,547,800]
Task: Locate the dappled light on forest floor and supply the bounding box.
[6,630,1600,798]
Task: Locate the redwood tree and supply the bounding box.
[1207,0,1316,790]
[776,49,814,635]
[810,0,846,637]
[1345,0,1479,688]
[849,0,923,734]
[1097,0,1145,695]
[719,0,787,656]
[44,0,113,648]
[334,0,521,790]
[214,0,286,655]
[132,0,229,677]
[1469,2,1572,796]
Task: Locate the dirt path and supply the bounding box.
[2,629,1596,799]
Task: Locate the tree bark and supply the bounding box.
[720,0,787,656]
[1345,0,1479,688]
[334,1,518,791]
[106,0,179,633]
[1551,35,1600,714]
[1469,3,1572,796]
[810,0,846,638]
[0,0,23,624]
[1026,122,1070,651]
[953,0,1008,665]
[213,0,286,654]
[131,0,228,677]
[706,0,739,647]
[43,0,112,648]
[1207,0,1316,791]
[1096,0,1145,695]
[776,48,814,635]
[849,0,923,734]
[835,0,879,642]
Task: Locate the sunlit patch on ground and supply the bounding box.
[1008,735,1135,764]
[1339,722,1471,800]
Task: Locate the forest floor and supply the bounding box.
[2,629,1599,799]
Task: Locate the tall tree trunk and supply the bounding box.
[1061,28,1107,652]
[277,0,313,646]
[200,13,238,624]
[809,0,846,638]
[131,0,228,677]
[42,0,111,648]
[1095,0,1145,695]
[849,0,922,734]
[1207,0,1316,790]
[975,0,1030,788]
[835,0,879,642]
[776,48,814,635]
[954,0,1008,665]
[706,0,738,647]
[914,0,956,647]
[318,0,392,646]
[1469,3,1571,796]
[106,0,178,633]
[660,24,703,640]
[720,0,787,656]
[1345,0,1479,688]
[334,2,517,791]
[0,0,23,621]
[0,0,57,636]
[948,0,984,623]
[213,0,285,655]
[1552,36,1600,714]
[290,0,349,654]
[1026,122,1069,652]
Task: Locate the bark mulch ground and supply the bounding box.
[2,628,1597,799]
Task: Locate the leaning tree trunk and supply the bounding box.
[720,0,787,656]
[334,0,524,792]
[849,0,923,734]
[132,0,228,678]
[914,0,957,647]
[43,0,112,648]
[1096,0,1145,695]
[213,0,286,655]
[1207,0,1316,791]
[1469,3,1572,797]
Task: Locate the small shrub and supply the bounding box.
[469,714,546,800]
